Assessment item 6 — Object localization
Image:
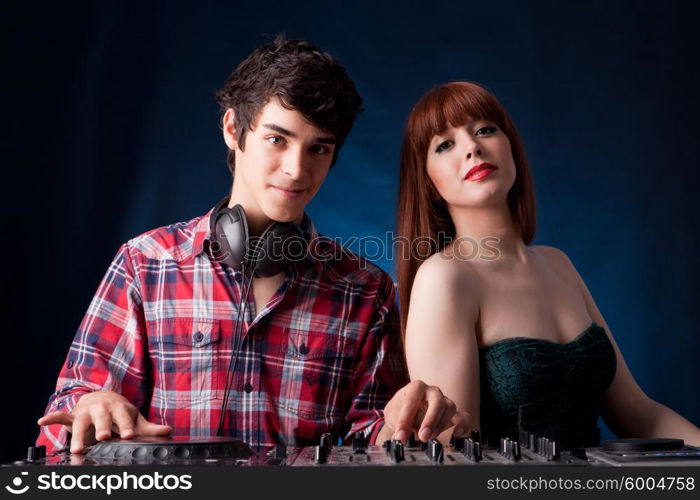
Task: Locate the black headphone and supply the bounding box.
[210,197,308,439]
[208,198,308,278]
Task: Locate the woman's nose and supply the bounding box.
[466,146,482,160]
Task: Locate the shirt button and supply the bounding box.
[193,332,204,342]
[67,360,74,369]
[298,344,309,355]
[243,382,254,393]
[233,271,243,282]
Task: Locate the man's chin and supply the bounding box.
[263,207,304,225]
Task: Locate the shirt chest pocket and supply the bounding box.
[147,318,221,403]
[279,329,357,422]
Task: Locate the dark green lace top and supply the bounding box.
[479,322,617,449]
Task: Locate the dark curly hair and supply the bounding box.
[215,35,363,176]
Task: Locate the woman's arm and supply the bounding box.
[404,254,481,444]
[546,247,700,446]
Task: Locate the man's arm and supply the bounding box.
[342,274,408,444]
[343,273,467,445]
[37,243,170,454]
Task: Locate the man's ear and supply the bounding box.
[222,108,239,150]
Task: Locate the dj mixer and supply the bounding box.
[7,431,700,467]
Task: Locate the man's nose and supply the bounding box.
[282,148,306,180]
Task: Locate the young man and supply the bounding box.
[38,37,466,454]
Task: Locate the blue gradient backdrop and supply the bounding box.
[3,0,698,462]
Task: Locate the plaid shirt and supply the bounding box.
[38,203,408,453]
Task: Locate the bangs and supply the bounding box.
[409,82,506,151]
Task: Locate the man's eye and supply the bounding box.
[475,126,498,136]
[435,140,453,153]
[311,144,331,155]
[267,136,285,145]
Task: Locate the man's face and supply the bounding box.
[223,98,336,231]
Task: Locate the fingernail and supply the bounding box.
[394,429,407,442]
[121,429,134,439]
[419,427,431,441]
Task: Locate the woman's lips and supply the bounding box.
[465,163,497,181]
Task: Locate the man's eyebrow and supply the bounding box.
[262,123,336,144]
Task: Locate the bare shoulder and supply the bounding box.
[413,249,479,293]
[407,250,480,338]
[532,245,578,273]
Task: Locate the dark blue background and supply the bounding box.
[3,1,699,463]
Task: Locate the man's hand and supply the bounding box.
[380,380,469,443]
[37,390,172,454]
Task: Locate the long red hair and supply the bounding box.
[396,82,537,337]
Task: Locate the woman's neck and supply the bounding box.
[448,203,528,263]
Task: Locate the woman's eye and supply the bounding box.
[435,140,453,153]
[475,126,498,136]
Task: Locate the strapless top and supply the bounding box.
[478,322,617,449]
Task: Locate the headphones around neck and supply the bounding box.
[208,198,308,278]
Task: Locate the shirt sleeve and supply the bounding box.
[36,243,150,453]
[342,273,409,445]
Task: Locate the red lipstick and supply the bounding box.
[465,163,497,181]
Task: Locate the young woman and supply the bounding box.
[396,81,700,448]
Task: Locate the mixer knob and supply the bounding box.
[499,437,509,456]
[27,445,46,461]
[543,438,552,459]
[272,444,287,459]
[474,441,482,461]
[426,439,444,463]
[406,432,418,449]
[314,445,328,464]
[463,438,482,462]
[352,431,367,453]
[470,430,481,443]
[391,440,405,463]
[550,441,560,461]
[320,433,333,451]
[451,434,466,451]
[512,441,521,461]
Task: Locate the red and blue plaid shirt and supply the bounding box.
[38,203,408,453]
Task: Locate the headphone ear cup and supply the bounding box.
[253,222,306,277]
[214,206,249,270]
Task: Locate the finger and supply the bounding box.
[134,413,173,436]
[417,387,446,441]
[435,410,455,437]
[89,404,114,442]
[450,410,471,437]
[392,383,427,441]
[37,411,73,427]
[70,413,92,454]
[111,405,137,439]
[433,398,457,436]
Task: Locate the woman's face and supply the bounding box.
[425,117,516,211]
